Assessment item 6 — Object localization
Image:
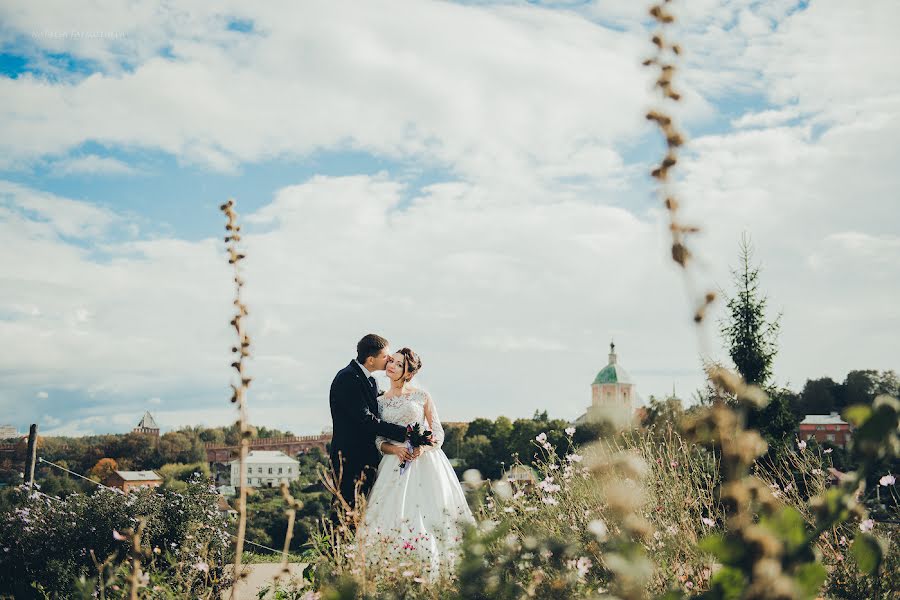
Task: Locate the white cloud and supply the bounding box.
[0,180,119,237]
[1,1,899,435]
[0,0,652,186]
[731,107,801,129]
[36,391,49,399]
[50,154,140,176]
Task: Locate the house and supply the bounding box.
[230,450,301,488]
[216,495,238,519]
[502,464,539,489]
[104,470,163,493]
[799,412,852,449]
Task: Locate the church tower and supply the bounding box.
[579,341,636,423]
[133,411,160,438]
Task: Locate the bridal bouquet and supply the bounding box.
[399,422,434,474]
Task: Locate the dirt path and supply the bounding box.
[223,563,307,599]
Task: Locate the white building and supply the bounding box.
[575,341,640,425]
[230,450,301,488]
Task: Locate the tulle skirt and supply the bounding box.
[358,448,475,580]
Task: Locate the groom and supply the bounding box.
[329,333,411,509]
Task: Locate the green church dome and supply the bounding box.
[592,341,633,385]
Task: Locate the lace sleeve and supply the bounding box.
[424,392,444,450]
[375,434,389,455]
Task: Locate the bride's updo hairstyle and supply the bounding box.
[398,347,422,382]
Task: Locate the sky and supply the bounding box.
[0,0,898,437]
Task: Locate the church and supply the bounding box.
[574,342,640,424]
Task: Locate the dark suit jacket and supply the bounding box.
[329,361,407,502]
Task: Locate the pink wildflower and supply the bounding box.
[859,519,874,533]
[565,427,576,436]
[535,433,547,444]
[797,439,807,451]
[193,562,209,573]
[879,474,895,486]
[701,517,715,527]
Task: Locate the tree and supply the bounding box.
[720,233,781,387]
[465,418,496,440]
[158,430,205,465]
[719,234,796,457]
[89,458,118,482]
[797,377,840,416]
[642,394,685,431]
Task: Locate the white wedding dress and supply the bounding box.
[359,388,475,579]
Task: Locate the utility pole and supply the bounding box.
[24,424,38,488]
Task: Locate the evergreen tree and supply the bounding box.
[720,233,781,387]
[720,234,796,457]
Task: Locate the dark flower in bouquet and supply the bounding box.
[400,422,434,474]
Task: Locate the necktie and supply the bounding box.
[368,376,377,396]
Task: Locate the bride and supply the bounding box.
[359,347,475,579]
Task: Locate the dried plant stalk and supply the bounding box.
[644,1,717,332]
[220,198,254,598]
[126,517,147,600]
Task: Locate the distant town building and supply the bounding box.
[230,450,301,488]
[799,412,852,448]
[216,495,238,519]
[133,412,160,438]
[104,470,163,493]
[206,434,330,464]
[0,425,18,439]
[575,341,639,425]
[502,464,539,489]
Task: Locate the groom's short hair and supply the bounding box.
[357,334,389,363]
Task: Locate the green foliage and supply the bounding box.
[0,477,231,599]
[850,533,883,576]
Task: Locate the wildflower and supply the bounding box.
[402,570,414,577]
[797,439,807,451]
[588,519,608,541]
[701,517,715,527]
[504,507,514,513]
[859,519,874,532]
[565,427,576,436]
[566,453,583,463]
[879,474,895,486]
[823,448,833,454]
[300,592,321,600]
[112,530,127,541]
[839,535,847,546]
[670,461,678,468]
[685,581,694,590]
[193,562,209,573]
[812,468,823,476]
[535,433,547,444]
[538,477,560,493]
[542,496,558,505]
[548,463,559,470]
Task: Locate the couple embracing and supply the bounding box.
[329,334,474,577]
